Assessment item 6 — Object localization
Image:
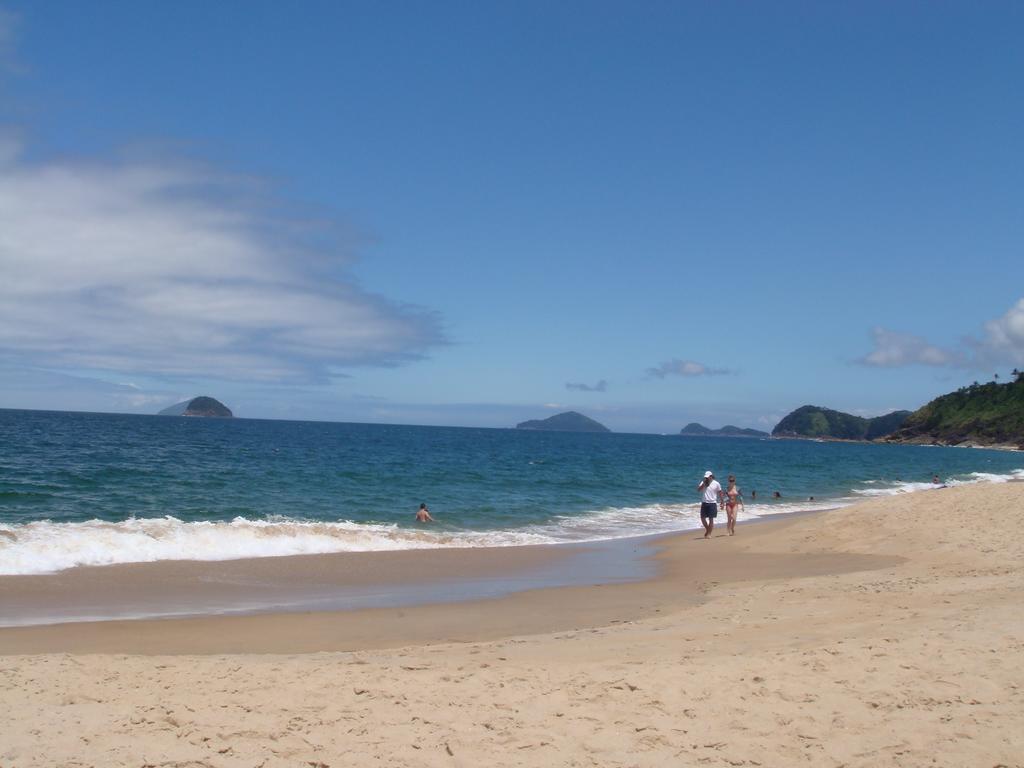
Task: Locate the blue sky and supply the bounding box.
[1,1,1022,433]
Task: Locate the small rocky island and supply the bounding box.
[680,422,768,438]
[158,396,234,418]
[515,411,610,433]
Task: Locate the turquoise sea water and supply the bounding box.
[1,408,1022,575]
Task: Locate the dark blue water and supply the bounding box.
[1,408,1021,574]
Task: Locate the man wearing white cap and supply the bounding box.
[697,470,723,539]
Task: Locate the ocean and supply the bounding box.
[2,408,1022,576]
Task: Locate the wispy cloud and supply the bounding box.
[859,299,1024,371]
[0,141,445,383]
[566,379,607,392]
[977,297,1024,367]
[858,328,957,367]
[646,359,732,379]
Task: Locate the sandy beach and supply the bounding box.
[2,481,1022,767]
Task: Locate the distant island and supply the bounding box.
[772,405,911,441]
[887,372,1024,449]
[158,396,234,418]
[515,411,610,433]
[679,423,769,438]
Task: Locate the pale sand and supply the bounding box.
[1,482,1022,766]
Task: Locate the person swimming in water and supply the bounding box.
[725,475,744,536]
[415,503,434,523]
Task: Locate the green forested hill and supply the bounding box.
[887,375,1024,447]
[865,410,913,440]
[772,405,911,440]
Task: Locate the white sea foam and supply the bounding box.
[2,468,1020,575]
[954,469,1024,484]
[0,516,553,576]
[851,468,1024,498]
[852,481,941,497]
[0,497,840,576]
[529,497,840,542]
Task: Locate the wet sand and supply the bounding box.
[0,539,574,628]
[0,513,891,654]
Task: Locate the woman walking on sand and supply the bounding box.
[725,475,744,536]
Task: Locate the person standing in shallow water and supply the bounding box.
[415,503,434,523]
[725,475,744,536]
[697,471,723,539]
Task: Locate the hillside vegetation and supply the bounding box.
[773,406,911,440]
[887,375,1024,448]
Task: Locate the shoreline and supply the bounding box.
[774,433,1024,450]
[0,507,889,655]
[0,499,835,630]
[0,505,834,632]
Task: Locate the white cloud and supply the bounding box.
[566,379,607,392]
[646,359,731,378]
[861,299,1024,371]
[858,328,957,367]
[978,298,1024,366]
[0,142,444,383]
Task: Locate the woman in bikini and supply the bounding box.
[725,475,744,535]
